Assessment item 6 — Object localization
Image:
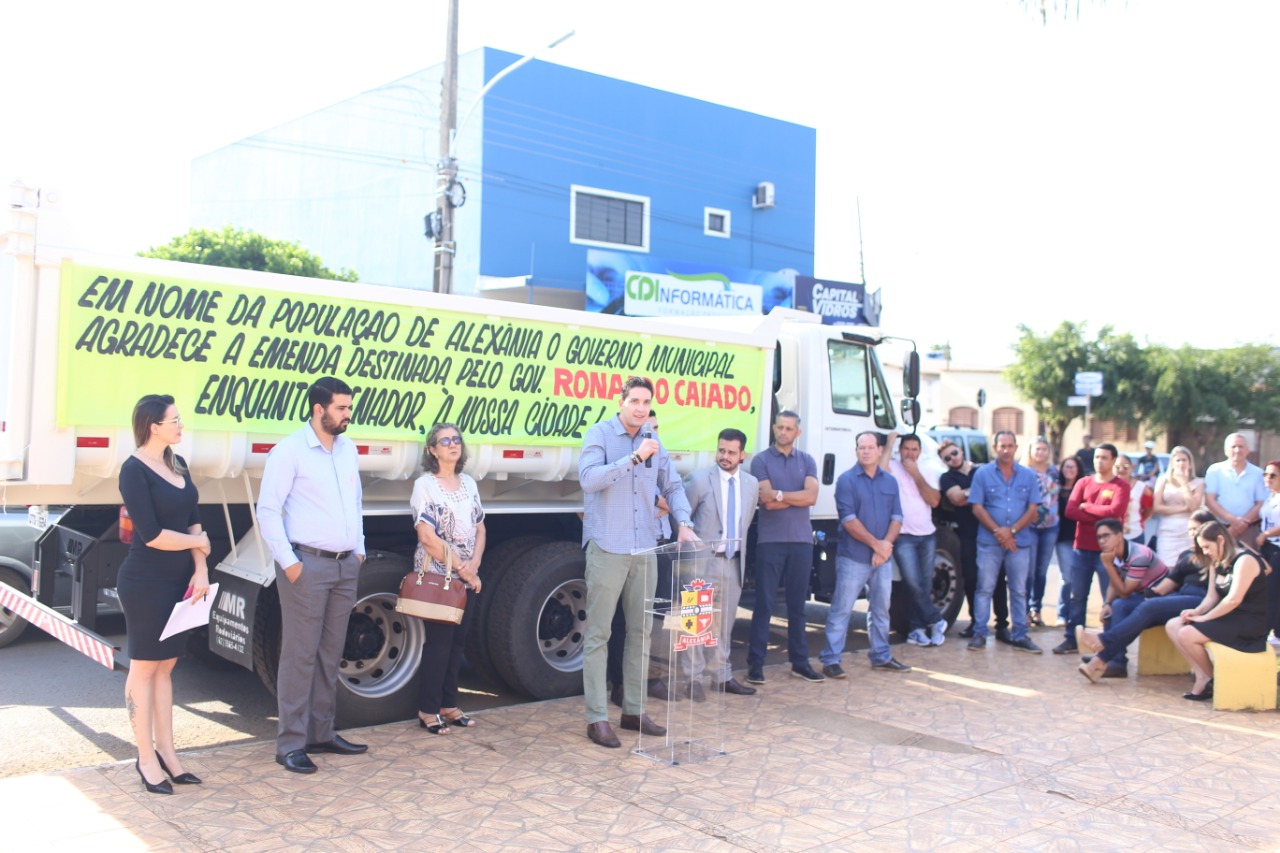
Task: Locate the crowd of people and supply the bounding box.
[112,378,1280,789]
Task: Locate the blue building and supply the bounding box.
[192,47,816,313]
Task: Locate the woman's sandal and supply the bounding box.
[419,714,451,734]
[442,710,477,728]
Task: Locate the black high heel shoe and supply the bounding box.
[1183,678,1214,702]
[156,753,202,785]
[135,760,174,795]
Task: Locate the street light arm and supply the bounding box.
[449,30,575,160]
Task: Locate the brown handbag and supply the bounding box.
[396,543,468,624]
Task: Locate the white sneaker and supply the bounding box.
[931,619,948,646]
[907,629,931,646]
[1269,632,1280,646]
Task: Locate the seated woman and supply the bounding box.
[1076,509,1214,682]
[1165,520,1270,701]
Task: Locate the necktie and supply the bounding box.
[726,476,737,559]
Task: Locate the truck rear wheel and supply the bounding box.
[487,541,587,700]
[335,552,422,728]
[0,568,32,649]
[250,553,423,728]
[464,535,549,691]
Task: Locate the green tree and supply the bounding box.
[1146,345,1280,464]
[139,226,357,281]
[1005,321,1096,458]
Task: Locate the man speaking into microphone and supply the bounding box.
[579,376,697,749]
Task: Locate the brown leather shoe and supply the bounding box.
[647,679,675,701]
[720,678,757,696]
[587,721,621,748]
[619,713,666,736]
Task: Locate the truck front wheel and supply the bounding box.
[487,541,587,700]
[889,526,965,636]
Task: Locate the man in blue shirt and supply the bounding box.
[1205,433,1267,544]
[579,376,695,749]
[258,377,368,774]
[818,430,911,676]
[968,431,1042,653]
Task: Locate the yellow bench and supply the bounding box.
[1137,626,1190,676]
[1207,642,1278,711]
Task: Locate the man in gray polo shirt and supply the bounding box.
[747,411,823,684]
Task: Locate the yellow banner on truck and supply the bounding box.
[56,262,766,448]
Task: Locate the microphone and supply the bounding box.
[641,430,653,468]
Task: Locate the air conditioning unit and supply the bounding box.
[752,181,775,209]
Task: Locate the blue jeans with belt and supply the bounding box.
[975,543,1031,641]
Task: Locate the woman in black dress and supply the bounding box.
[1165,520,1270,701]
[116,395,211,794]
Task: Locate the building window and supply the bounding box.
[992,407,1024,435]
[570,185,649,252]
[704,207,731,238]
[948,407,978,429]
[1095,419,1139,443]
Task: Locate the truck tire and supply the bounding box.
[464,535,550,691]
[335,552,423,729]
[252,584,281,697]
[0,567,32,649]
[487,540,587,700]
[889,527,965,637]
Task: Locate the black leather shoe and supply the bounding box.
[620,713,666,736]
[1101,664,1129,679]
[276,749,318,774]
[873,658,912,672]
[720,678,757,695]
[587,721,622,748]
[790,663,825,682]
[647,678,676,701]
[686,681,707,702]
[305,734,368,755]
[746,666,766,684]
[958,623,975,639]
[135,760,174,795]
[995,627,1014,645]
[1183,679,1214,701]
[156,753,202,785]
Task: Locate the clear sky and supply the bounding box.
[5,0,1276,363]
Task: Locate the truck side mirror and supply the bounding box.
[900,398,920,427]
[903,350,920,399]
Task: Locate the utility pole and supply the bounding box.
[433,0,459,294]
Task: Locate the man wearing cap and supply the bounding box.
[1134,441,1161,485]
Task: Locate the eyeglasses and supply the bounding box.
[157,416,183,425]
[436,436,463,447]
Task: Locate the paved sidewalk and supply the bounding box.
[5,635,1278,852]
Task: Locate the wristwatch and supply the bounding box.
[630,452,641,465]
[775,490,783,502]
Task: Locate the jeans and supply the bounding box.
[1025,525,1059,615]
[1098,589,1207,665]
[1054,540,1075,622]
[820,556,892,666]
[975,542,1031,641]
[894,533,941,632]
[1065,548,1109,641]
[748,542,812,668]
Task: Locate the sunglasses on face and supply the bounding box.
[436,436,463,447]
[943,451,960,461]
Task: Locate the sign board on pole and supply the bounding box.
[1074,371,1104,396]
[1067,395,1090,406]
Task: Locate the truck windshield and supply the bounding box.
[826,340,869,414]
[868,348,897,430]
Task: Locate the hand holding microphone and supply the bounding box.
[638,433,658,467]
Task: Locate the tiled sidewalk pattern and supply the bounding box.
[4,636,1278,852]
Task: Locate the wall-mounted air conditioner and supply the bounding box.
[752,181,775,209]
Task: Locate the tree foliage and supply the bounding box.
[139,226,357,282]
[1007,322,1280,463]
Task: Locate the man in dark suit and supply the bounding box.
[678,428,760,697]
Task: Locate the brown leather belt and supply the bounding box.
[292,543,353,560]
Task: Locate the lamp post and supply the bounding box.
[431,1,574,294]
